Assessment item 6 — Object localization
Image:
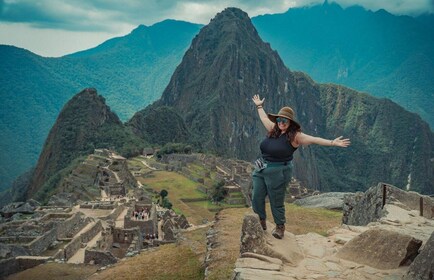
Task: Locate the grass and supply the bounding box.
[205,208,251,280]
[6,263,99,280]
[137,170,215,225]
[126,158,146,169]
[89,244,204,280]
[281,203,343,236]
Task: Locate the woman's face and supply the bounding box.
[276,117,290,132]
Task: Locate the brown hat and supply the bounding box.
[267,107,301,129]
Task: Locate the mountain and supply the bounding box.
[2,3,434,194]
[252,2,434,129]
[129,7,434,194]
[25,88,146,200]
[0,20,202,192]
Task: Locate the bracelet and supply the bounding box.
[331,140,334,146]
[256,105,263,109]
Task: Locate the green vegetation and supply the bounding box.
[211,180,226,202]
[137,170,215,225]
[0,21,202,192]
[33,156,87,203]
[156,143,193,158]
[26,89,147,198]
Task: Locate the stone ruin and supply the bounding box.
[60,149,138,202]
[0,149,196,278]
[156,153,251,206]
[343,182,434,226]
[0,208,102,278]
[124,202,158,237]
[159,210,190,241]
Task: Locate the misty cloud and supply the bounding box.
[0,0,432,33]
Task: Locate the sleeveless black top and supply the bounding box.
[260,134,298,162]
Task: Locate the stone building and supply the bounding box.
[124,203,158,236]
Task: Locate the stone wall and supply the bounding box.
[124,204,157,235]
[57,212,85,239]
[113,227,140,244]
[81,221,102,243]
[80,201,117,210]
[0,257,48,279]
[162,219,175,241]
[25,228,57,255]
[63,236,82,260]
[39,213,72,222]
[0,258,19,278]
[124,217,156,234]
[84,249,117,266]
[61,221,103,261]
[0,236,35,244]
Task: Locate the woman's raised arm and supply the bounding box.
[252,94,274,132]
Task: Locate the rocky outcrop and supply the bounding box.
[240,214,303,264]
[343,183,434,226]
[294,192,352,210]
[336,228,422,269]
[404,231,434,280]
[0,202,35,218]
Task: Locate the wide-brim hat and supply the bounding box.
[267,106,301,129]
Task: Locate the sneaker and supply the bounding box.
[272,224,285,239]
[260,219,267,230]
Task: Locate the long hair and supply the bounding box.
[267,122,301,143]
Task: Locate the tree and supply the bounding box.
[160,189,168,200]
[211,180,227,202]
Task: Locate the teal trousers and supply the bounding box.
[251,164,292,225]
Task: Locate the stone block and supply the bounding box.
[336,228,422,269]
[404,231,434,280]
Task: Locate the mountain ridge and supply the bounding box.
[1,3,433,193]
[26,88,146,199]
[129,7,434,194]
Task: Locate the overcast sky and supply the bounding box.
[1,0,433,57]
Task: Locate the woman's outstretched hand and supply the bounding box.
[252,94,265,107]
[333,136,351,147]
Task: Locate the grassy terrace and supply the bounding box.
[137,170,215,225]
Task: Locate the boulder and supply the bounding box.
[240,214,303,265]
[240,214,267,255]
[0,202,35,218]
[336,228,422,269]
[294,192,352,210]
[404,231,434,280]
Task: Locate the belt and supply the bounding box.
[265,161,289,167]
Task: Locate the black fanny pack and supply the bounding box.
[254,158,267,172]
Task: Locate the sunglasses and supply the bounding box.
[276,117,289,124]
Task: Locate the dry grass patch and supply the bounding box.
[206,208,252,280]
[6,263,99,280]
[90,244,204,280]
[282,203,342,235]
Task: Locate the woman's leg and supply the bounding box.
[251,171,268,221]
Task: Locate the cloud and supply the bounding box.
[0,0,432,33]
[333,0,434,15]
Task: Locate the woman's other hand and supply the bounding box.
[332,136,351,147]
[252,94,265,107]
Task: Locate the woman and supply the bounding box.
[251,94,350,239]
